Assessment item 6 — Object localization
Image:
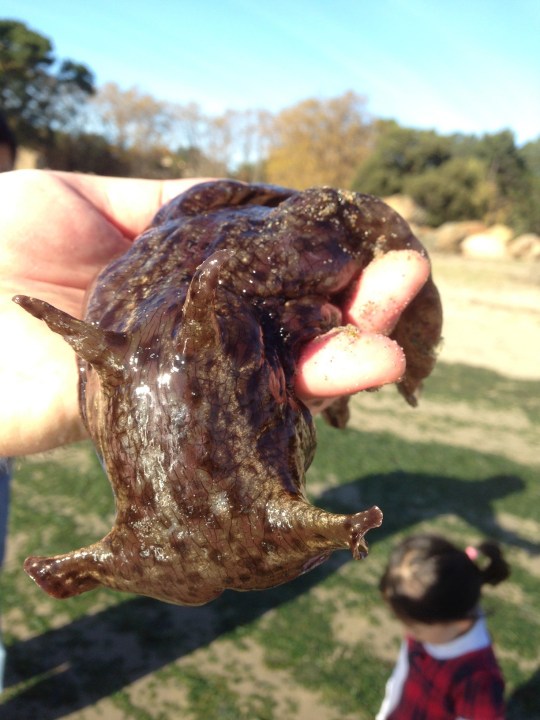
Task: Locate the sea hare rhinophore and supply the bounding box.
[14,181,442,605]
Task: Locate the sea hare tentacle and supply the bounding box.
[13,294,128,383]
[15,181,442,606]
[24,545,105,599]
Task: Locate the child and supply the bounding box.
[377,533,510,720]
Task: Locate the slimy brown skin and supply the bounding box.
[14,181,442,606]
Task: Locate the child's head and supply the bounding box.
[379,534,509,637]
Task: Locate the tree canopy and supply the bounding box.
[265,91,372,189]
[352,121,539,232]
[0,20,95,146]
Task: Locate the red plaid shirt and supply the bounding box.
[379,619,505,720]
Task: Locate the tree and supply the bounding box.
[451,130,536,229]
[42,131,129,176]
[0,20,95,146]
[520,137,540,178]
[90,83,196,178]
[168,144,221,178]
[199,108,271,181]
[352,121,453,196]
[475,131,532,225]
[516,137,540,234]
[352,123,540,231]
[91,82,175,152]
[404,156,496,226]
[265,91,372,189]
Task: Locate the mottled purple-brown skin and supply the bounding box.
[15,181,442,606]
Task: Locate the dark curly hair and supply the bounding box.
[379,534,510,624]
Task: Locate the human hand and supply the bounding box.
[0,170,431,456]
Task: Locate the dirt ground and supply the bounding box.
[428,252,540,381]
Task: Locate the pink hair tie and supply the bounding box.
[465,545,479,561]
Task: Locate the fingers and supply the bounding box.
[296,327,406,400]
[344,250,431,334]
[295,249,430,402]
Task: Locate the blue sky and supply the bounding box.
[3,0,539,145]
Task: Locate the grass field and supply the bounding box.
[1,354,539,720]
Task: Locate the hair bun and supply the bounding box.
[478,541,510,586]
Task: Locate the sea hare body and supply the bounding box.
[15,181,442,605]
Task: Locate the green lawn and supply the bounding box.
[1,361,539,719]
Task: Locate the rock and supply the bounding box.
[383,194,427,225]
[432,220,487,253]
[461,224,515,259]
[413,226,438,250]
[508,233,540,260]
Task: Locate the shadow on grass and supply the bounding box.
[319,470,537,553]
[506,667,540,720]
[2,470,538,719]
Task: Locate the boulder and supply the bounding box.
[508,233,540,260]
[461,224,515,259]
[383,194,427,225]
[432,220,487,253]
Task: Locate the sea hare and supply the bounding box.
[14,181,442,605]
